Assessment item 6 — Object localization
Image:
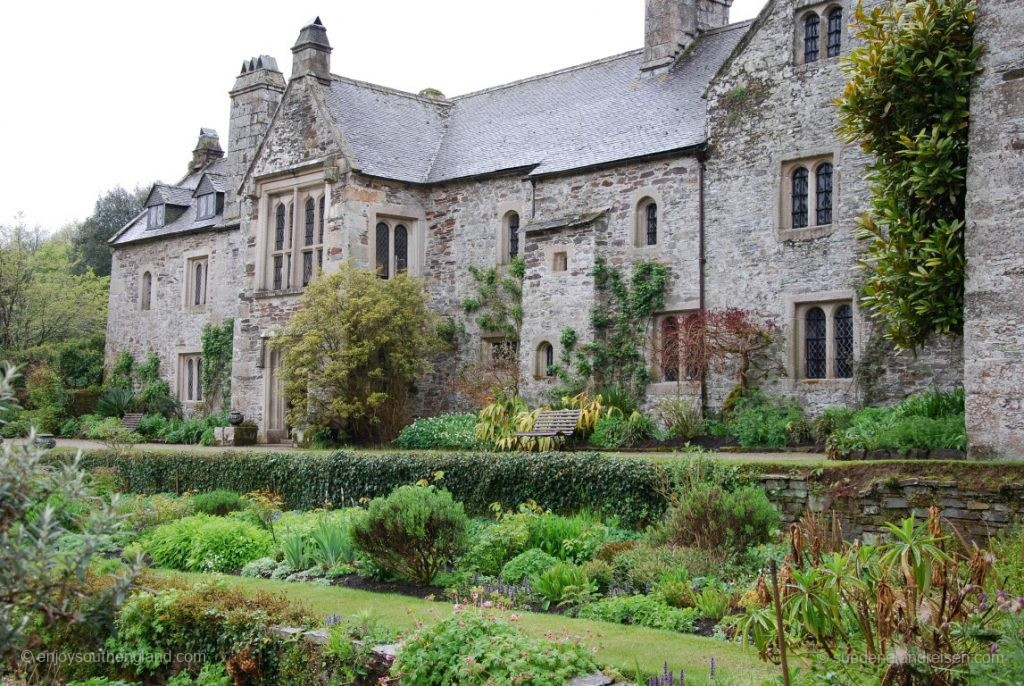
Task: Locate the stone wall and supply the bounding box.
[760,473,1023,543]
[703,0,963,413]
[964,0,1024,459]
[106,229,244,413]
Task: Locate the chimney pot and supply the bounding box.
[291,16,332,82]
[189,128,224,173]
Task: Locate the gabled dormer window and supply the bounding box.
[147,205,165,229]
[197,193,216,220]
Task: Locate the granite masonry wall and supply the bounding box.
[703,0,963,413]
[106,229,244,414]
[760,473,1024,542]
[964,0,1024,459]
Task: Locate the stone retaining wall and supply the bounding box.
[760,474,1024,542]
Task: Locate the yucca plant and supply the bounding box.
[96,388,136,418]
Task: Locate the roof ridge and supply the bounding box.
[329,74,454,106]
[701,19,754,36]
[450,48,644,100]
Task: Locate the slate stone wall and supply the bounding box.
[105,229,244,414]
[703,0,963,413]
[760,473,1024,543]
[964,0,1024,459]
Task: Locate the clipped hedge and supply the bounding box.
[73,450,667,528]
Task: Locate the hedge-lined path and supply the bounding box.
[154,571,777,685]
[47,438,828,464]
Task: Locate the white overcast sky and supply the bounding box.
[0,0,767,233]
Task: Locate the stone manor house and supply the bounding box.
[106,0,1024,457]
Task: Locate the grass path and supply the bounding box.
[155,571,776,685]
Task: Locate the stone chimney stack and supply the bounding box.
[189,128,224,173]
[291,17,332,82]
[224,55,286,222]
[642,0,733,73]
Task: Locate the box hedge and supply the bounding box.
[71,450,667,528]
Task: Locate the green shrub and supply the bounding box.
[658,483,780,554]
[69,450,667,528]
[190,489,243,516]
[590,411,657,450]
[460,514,531,575]
[500,548,559,584]
[351,485,468,585]
[577,594,699,633]
[309,516,355,568]
[143,515,273,572]
[394,611,598,685]
[530,562,597,609]
[813,406,855,445]
[726,391,810,449]
[59,416,83,438]
[526,512,592,559]
[656,398,703,440]
[581,558,614,592]
[690,585,732,620]
[279,529,311,569]
[608,544,718,591]
[394,412,486,450]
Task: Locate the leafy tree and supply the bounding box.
[673,308,781,390]
[837,0,981,350]
[0,366,139,674]
[70,185,147,277]
[273,264,439,443]
[0,223,108,356]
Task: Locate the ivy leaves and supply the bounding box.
[837,0,981,350]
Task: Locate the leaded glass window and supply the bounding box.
[661,316,679,382]
[304,198,315,246]
[816,163,833,225]
[792,167,809,228]
[826,8,842,57]
[186,359,195,401]
[646,202,658,246]
[302,252,314,287]
[804,13,820,63]
[375,222,390,279]
[508,212,519,260]
[273,255,283,290]
[275,204,285,250]
[805,307,827,379]
[537,342,554,377]
[318,196,325,243]
[196,359,203,401]
[835,304,854,378]
[194,262,204,306]
[394,224,408,274]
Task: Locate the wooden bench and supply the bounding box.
[514,409,581,438]
[121,413,144,430]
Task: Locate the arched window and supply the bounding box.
[193,262,204,306]
[815,163,833,225]
[536,342,554,377]
[792,167,809,228]
[375,222,390,279]
[645,202,658,246]
[141,271,152,311]
[196,358,203,401]
[804,13,820,63]
[186,358,195,401]
[826,7,843,57]
[834,304,854,378]
[805,307,827,379]
[394,224,408,274]
[507,212,520,261]
[275,204,286,250]
[304,198,315,246]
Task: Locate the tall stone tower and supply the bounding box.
[224,55,286,222]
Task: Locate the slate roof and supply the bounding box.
[523,209,608,234]
[322,22,749,184]
[146,184,194,208]
[111,158,233,246]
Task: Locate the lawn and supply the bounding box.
[155,571,778,685]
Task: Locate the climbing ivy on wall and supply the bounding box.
[837,0,981,351]
[200,318,233,410]
[552,259,669,404]
[461,258,525,341]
